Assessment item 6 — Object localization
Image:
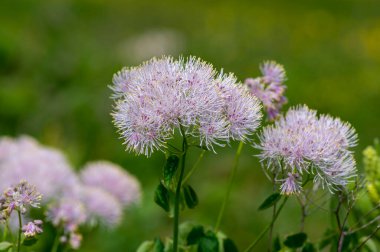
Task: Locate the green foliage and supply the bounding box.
[222,238,238,252]
[163,155,180,188]
[272,236,281,252]
[258,193,281,210]
[137,239,165,252]
[301,242,315,252]
[183,185,198,209]
[1,0,379,251]
[22,237,38,247]
[283,232,307,249]
[154,182,170,212]
[197,231,219,252]
[0,242,12,251]
[139,222,238,252]
[187,226,205,245]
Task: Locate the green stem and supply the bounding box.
[17,211,22,252]
[268,201,277,252]
[244,197,289,252]
[172,126,188,252]
[6,221,13,242]
[352,225,380,252]
[215,141,244,231]
[2,219,8,241]
[51,228,61,252]
[182,150,206,184]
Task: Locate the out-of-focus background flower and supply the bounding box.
[1,0,379,250]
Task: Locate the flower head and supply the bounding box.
[245,61,287,121]
[22,220,43,237]
[81,186,122,227]
[111,56,262,156]
[260,60,286,84]
[80,161,141,207]
[256,105,358,193]
[69,232,82,249]
[59,232,83,250]
[47,198,87,233]
[0,136,80,202]
[280,173,301,195]
[3,180,42,215]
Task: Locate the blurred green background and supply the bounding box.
[1,0,379,251]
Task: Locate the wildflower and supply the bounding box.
[0,136,80,202]
[260,60,286,84]
[47,198,87,233]
[81,186,122,227]
[256,105,357,193]
[111,56,262,156]
[80,161,141,206]
[3,180,42,214]
[280,173,301,195]
[59,232,83,250]
[245,61,287,121]
[22,220,43,237]
[69,232,82,249]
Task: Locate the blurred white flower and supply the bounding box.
[117,28,185,62]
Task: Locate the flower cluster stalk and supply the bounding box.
[172,126,188,252]
[215,141,244,231]
[244,197,288,252]
[17,211,22,252]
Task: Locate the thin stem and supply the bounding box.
[6,221,14,242]
[338,201,353,252]
[183,150,206,184]
[167,143,183,155]
[172,125,188,252]
[268,201,277,252]
[2,221,7,241]
[334,193,343,232]
[347,215,380,235]
[51,228,61,252]
[215,141,244,231]
[352,225,380,252]
[351,203,380,229]
[244,197,289,252]
[17,211,22,252]
[297,194,307,232]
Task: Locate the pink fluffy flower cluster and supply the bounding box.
[0,136,141,249]
[111,56,262,155]
[245,61,287,121]
[256,105,358,194]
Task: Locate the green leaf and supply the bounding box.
[153,238,165,252]
[22,237,38,246]
[273,236,281,252]
[163,155,180,187]
[187,226,205,245]
[0,242,12,251]
[198,232,219,252]
[137,241,155,252]
[361,238,377,252]
[183,185,198,209]
[154,182,170,212]
[302,242,316,252]
[258,193,281,210]
[342,232,357,252]
[136,238,165,252]
[223,238,238,252]
[283,232,307,249]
